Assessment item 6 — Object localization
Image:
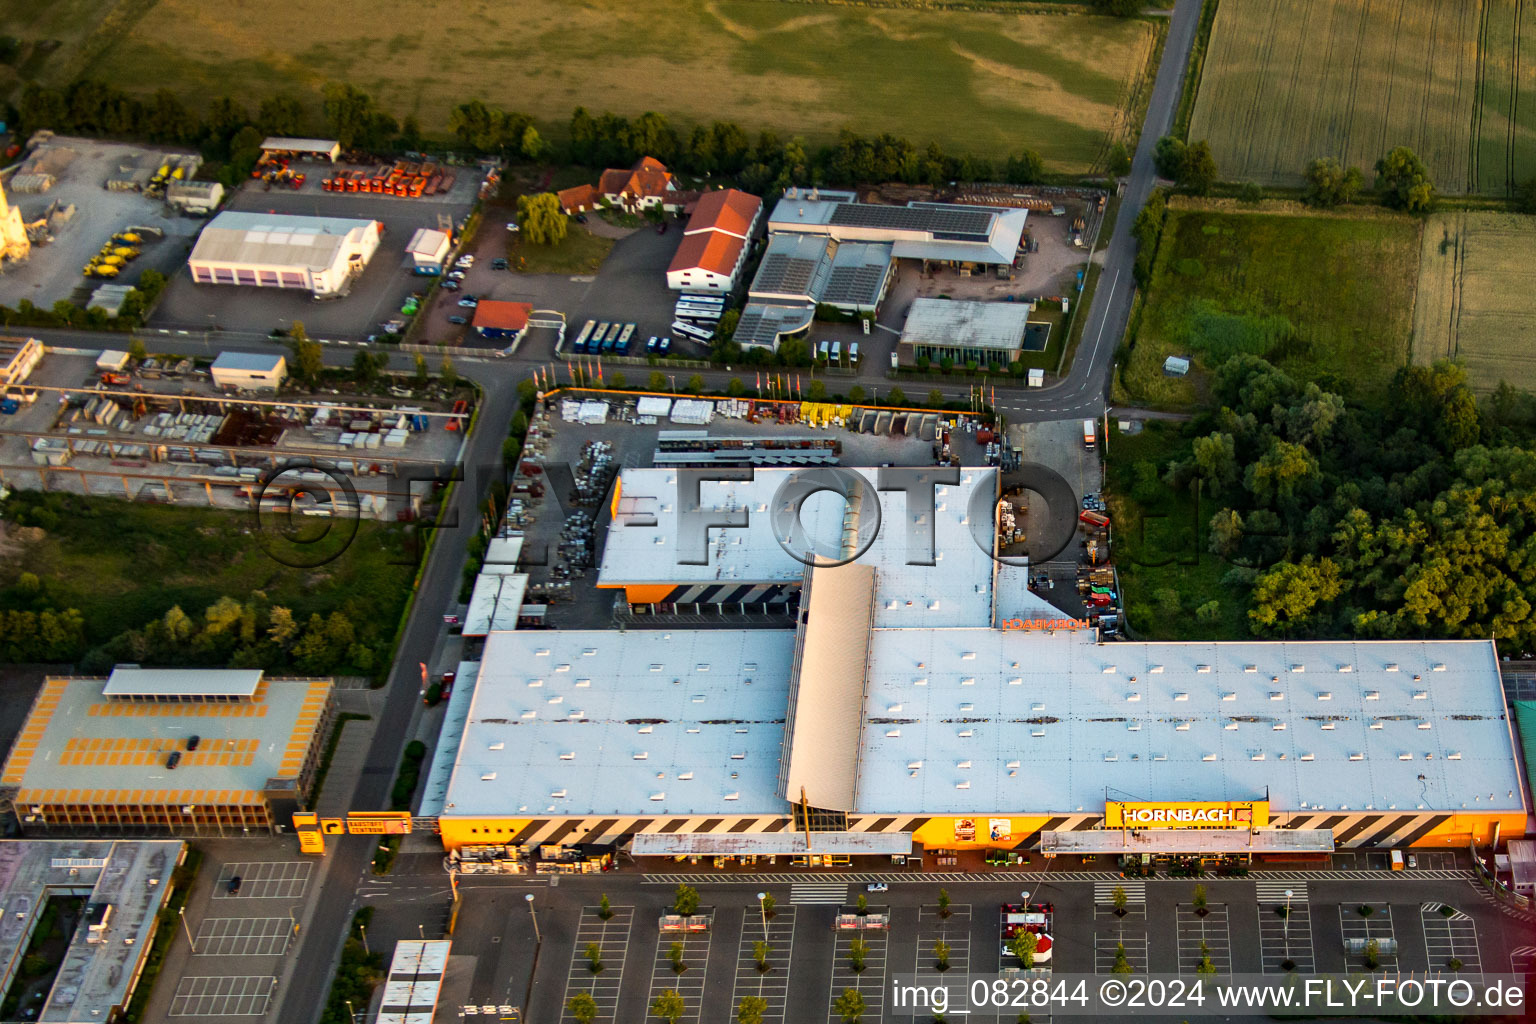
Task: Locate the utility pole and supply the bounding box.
[179,906,196,953]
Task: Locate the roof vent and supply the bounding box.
[481,772,498,781]
[1126,692,1141,702]
[1269,692,1284,700]
[1202,753,1217,761]
[1300,752,1315,761]
[962,651,976,660]
[1196,664,1211,674]
[908,761,924,770]
[886,730,901,738]
[914,677,928,686]
[633,752,649,760]
[1031,729,1046,737]
[1243,664,1258,673]
[724,792,739,801]
[1127,722,1141,732]
[1385,663,1400,672]
[1225,722,1239,731]
[1290,664,1305,673]
[1398,753,1414,760]
[520,710,537,719]
[638,725,653,734]
[957,729,974,738]
[527,679,544,688]
[888,704,904,713]
[696,664,710,672]
[1006,760,1020,769]
[1174,692,1189,702]
[1251,752,1265,761]
[649,664,663,671]
[1321,722,1336,730]
[488,742,505,750]
[1365,690,1380,700]
[960,678,975,687]
[1221,692,1237,701]
[559,751,574,760]
[1104,753,1118,762]
[955,780,971,789]
[1338,664,1353,673]
[575,679,591,688]
[1149,665,1164,674]
[534,649,551,657]
[1432,663,1446,672]
[1152,752,1167,761]
[1103,665,1117,674]
[1412,690,1427,700]
[730,752,746,760]
[1370,721,1384,730]
[1417,722,1431,730]
[1176,722,1191,731]
[956,760,972,769]
[678,772,694,780]
[1316,692,1331,701]
[1273,723,1286,731]
[650,792,665,801]
[1008,677,1022,686]
[1348,752,1364,761]
[1447,751,1461,760]
[1032,702,1046,712]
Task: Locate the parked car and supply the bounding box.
[187,735,200,751]
[458,297,478,308]
[448,315,468,325]
[575,213,589,224]
[447,270,467,280]
[227,875,243,895]
[491,258,509,270]
[866,882,889,892]
[506,221,519,232]
[456,255,475,267]
[441,280,460,291]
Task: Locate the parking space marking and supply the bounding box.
[1094,902,1147,974]
[214,861,312,900]
[1420,904,1482,972]
[829,917,888,1023]
[1258,901,1315,973]
[1176,904,1231,973]
[1339,904,1395,966]
[649,919,711,1024]
[1093,881,1145,905]
[168,975,273,1016]
[194,917,292,956]
[731,907,797,1024]
[560,906,633,1024]
[915,905,972,975]
[1510,945,1536,979]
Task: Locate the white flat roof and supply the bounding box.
[189,211,375,271]
[442,631,795,818]
[901,298,1034,352]
[103,668,263,698]
[632,830,912,856]
[463,570,528,637]
[484,536,523,566]
[600,467,1054,628]
[210,351,285,374]
[856,631,1522,815]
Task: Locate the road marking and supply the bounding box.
[828,918,888,1023]
[1258,901,1315,973]
[169,975,274,1016]
[1177,903,1231,973]
[790,883,848,905]
[1094,881,1145,904]
[1256,882,1308,904]
[560,906,632,1024]
[1420,904,1481,971]
[194,917,293,956]
[732,906,797,1024]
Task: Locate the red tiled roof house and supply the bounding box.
[665,188,763,293]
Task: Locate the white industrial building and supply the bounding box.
[187,211,381,298]
[211,350,287,391]
[404,227,451,269]
[259,137,341,163]
[1,336,43,387]
[165,180,224,214]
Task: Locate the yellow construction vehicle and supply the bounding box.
[112,246,139,259]
[113,232,142,244]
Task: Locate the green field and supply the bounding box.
[1120,200,1422,407]
[0,492,414,647]
[2,0,1159,169]
[1189,0,1536,194]
[1412,210,1536,390]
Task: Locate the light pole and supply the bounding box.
[288,905,301,935]
[525,893,541,944]
[1283,889,1293,962]
[756,892,768,941]
[346,999,356,1024]
[179,905,196,953]
[418,923,425,940]
[359,920,370,955]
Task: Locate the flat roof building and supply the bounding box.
[404,228,451,269]
[0,671,333,836]
[0,840,184,1024]
[378,940,451,1024]
[737,234,894,351]
[210,351,286,391]
[1,336,43,387]
[165,180,224,214]
[259,137,341,163]
[769,188,1026,267]
[898,297,1036,366]
[188,211,381,298]
[435,465,1527,857]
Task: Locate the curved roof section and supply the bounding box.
[779,563,877,811]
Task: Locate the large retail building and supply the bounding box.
[426,468,1528,860]
[187,211,381,298]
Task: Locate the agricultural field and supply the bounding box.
[1189,0,1536,195]
[1120,200,1421,407]
[1412,211,1536,391]
[0,0,1159,169]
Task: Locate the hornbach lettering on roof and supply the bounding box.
[1000,618,1092,631]
[1105,800,1269,829]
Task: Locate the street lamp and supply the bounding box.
[526,893,541,944]
[1283,889,1294,962]
[756,892,768,941]
[359,920,369,955]
[179,905,197,953]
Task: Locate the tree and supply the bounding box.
[761,893,776,919]
[649,372,668,391]
[585,941,604,973]
[517,192,569,247]
[128,338,147,362]
[727,377,746,396]
[413,354,429,386]
[934,938,951,971]
[1009,931,1037,968]
[833,988,866,1023]
[439,356,457,392]
[1153,136,1187,180]
[1517,176,1536,215]
[1180,140,1218,194]
[1375,146,1435,212]
[928,388,944,407]
[1112,885,1128,916]
[686,374,704,395]
[848,937,869,972]
[937,888,951,918]
[672,884,699,916]
[1004,150,1045,185]
[753,939,770,972]
[258,95,306,136]
[599,894,613,920]
[352,349,381,385]
[887,386,907,406]
[1192,884,1208,916]
[1239,181,1264,203]
[849,385,867,404]
[287,322,323,385]
[1090,0,1144,13]
[855,893,868,915]
[650,989,686,1024]
[1107,141,1132,177]
[736,995,768,1024]
[1112,942,1133,974]
[1363,938,1380,970]
[715,309,740,342]
[667,940,686,973]
[1303,157,1364,207]
[568,991,599,1024]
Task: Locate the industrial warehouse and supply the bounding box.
[424,468,1528,865]
[0,669,334,836]
[186,210,382,298]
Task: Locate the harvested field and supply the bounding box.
[1413,211,1536,390]
[1189,0,1531,194]
[1120,201,1421,407]
[9,0,1160,169]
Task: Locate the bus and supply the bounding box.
[676,297,725,313]
[676,294,725,310]
[615,323,636,353]
[570,320,596,354]
[588,322,613,353]
[676,305,722,323]
[672,320,714,342]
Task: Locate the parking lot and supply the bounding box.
[441,869,1528,1023]
[150,174,480,339]
[213,860,313,899]
[169,975,275,1016]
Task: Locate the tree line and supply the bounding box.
[13,79,1061,190]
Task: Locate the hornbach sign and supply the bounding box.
[1000,618,1093,631]
[1105,801,1270,829]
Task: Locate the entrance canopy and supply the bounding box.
[631,830,912,857]
[1042,829,1334,855]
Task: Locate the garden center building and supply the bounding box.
[425,468,1528,861]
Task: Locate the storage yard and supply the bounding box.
[0,350,469,515]
[0,136,205,309]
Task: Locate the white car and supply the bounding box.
[457,298,478,308]
[506,221,520,232]
[455,255,475,268]
[866,882,888,893]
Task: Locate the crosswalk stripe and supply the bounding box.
[1093,881,1145,903]
[1257,882,1308,903]
[790,883,847,905]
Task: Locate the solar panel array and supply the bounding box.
[821,263,888,307]
[753,253,818,295]
[829,202,992,240]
